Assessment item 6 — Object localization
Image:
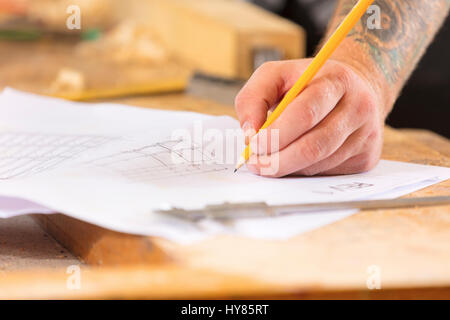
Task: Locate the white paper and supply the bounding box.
[0,89,449,244]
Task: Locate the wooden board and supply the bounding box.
[2,264,450,300]
[147,0,305,79]
[0,94,448,299]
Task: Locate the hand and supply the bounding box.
[235,59,385,178]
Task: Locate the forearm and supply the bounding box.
[324,0,450,117]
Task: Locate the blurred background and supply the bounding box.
[0,0,448,137]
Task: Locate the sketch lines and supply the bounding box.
[85,139,228,182]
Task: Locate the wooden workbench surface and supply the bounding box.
[0,93,449,300]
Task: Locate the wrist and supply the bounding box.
[330,39,396,119]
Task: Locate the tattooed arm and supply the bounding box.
[327,0,450,116]
[235,0,449,177]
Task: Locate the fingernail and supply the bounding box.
[242,121,256,145]
[250,134,267,155]
[250,130,269,155]
[267,105,276,118]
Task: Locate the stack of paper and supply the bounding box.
[0,89,448,244]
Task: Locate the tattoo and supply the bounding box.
[331,0,450,84]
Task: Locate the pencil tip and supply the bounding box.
[234,156,245,173]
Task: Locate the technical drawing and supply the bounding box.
[86,139,229,182]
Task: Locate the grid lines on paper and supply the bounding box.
[0,132,112,180]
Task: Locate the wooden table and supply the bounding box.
[0,93,449,300]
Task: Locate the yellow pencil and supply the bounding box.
[235,0,375,172]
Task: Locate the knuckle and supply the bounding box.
[367,128,381,144]
[358,154,379,172]
[301,104,319,128]
[357,93,377,117]
[334,65,354,90]
[300,138,327,163]
[334,117,348,135]
[363,124,383,148]
[324,75,346,99]
[310,83,329,102]
[257,61,279,74]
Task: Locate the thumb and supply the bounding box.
[234,60,310,145]
[235,62,286,144]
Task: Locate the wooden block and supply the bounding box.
[148,0,305,79]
